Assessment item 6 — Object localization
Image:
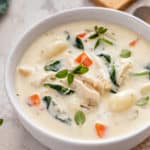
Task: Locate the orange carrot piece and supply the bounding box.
[95,123,107,138]
[77,32,87,38]
[29,94,40,106]
[75,52,93,67]
[129,37,139,47]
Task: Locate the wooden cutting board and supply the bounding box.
[92,0,135,10]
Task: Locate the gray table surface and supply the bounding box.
[0,0,149,150]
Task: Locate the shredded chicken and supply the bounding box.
[71,79,101,107]
[17,66,33,76]
[117,61,133,86]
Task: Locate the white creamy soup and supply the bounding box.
[16,21,150,140]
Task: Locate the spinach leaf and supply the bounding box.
[44,83,74,95]
[94,38,101,49]
[74,37,84,50]
[44,60,61,72]
[0,118,3,126]
[73,64,89,74]
[136,96,149,107]
[55,115,72,125]
[64,31,70,40]
[120,49,132,58]
[0,0,9,15]
[88,33,99,39]
[109,64,119,87]
[74,111,86,125]
[67,73,74,85]
[98,53,111,64]
[43,96,52,109]
[56,69,68,78]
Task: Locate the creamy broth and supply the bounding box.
[16,21,150,140]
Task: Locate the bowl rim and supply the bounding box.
[5,7,150,146]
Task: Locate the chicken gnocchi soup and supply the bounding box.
[16,21,150,140]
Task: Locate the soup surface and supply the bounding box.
[16,21,150,140]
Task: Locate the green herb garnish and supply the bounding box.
[120,49,132,58]
[56,69,68,78]
[74,37,84,50]
[0,118,4,126]
[109,64,119,87]
[132,71,150,76]
[0,0,9,15]
[44,83,74,95]
[67,73,74,85]
[101,38,113,45]
[74,111,86,125]
[43,96,52,109]
[136,96,149,107]
[73,64,89,75]
[98,53,111,63]
[95,26,108,34]
[44,60,61,72]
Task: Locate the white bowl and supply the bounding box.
[5,7,150,150]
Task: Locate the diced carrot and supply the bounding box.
[75,52,93,67]
[95,123,107,138]
[29,94,40,106]
[77,32,87,38]
[129,37,139,47]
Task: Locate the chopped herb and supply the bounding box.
[67,73,74,85]
[98,53,111,63]
[136,96,149,107]
[74,111,86,125]
[56,69,68,78]
[55,115,72,125]
[64,31,70,40]
[0,0,9,15]
[94,38,101,49]
[88,33,99,39]
[0,118,4,126]
[120,49,132,58]
[101,38,113,45]
[44,60,61,72]
[44,83,74,95]
[73,64,89,75]
[43,96,52,109]
[109,64,119,87]
[74,37,84,50]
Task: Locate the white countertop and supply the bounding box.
[0,0,149,150]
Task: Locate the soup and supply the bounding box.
[16,21,150,140]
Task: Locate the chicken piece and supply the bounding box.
[31,72,56,87]
[71,79,101,107]
[17,66,33,76]
[140,83,150,96]
[109,90,137,112]
[43,40,68,59]
[80,74,112,95]
[117,62,133,86]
